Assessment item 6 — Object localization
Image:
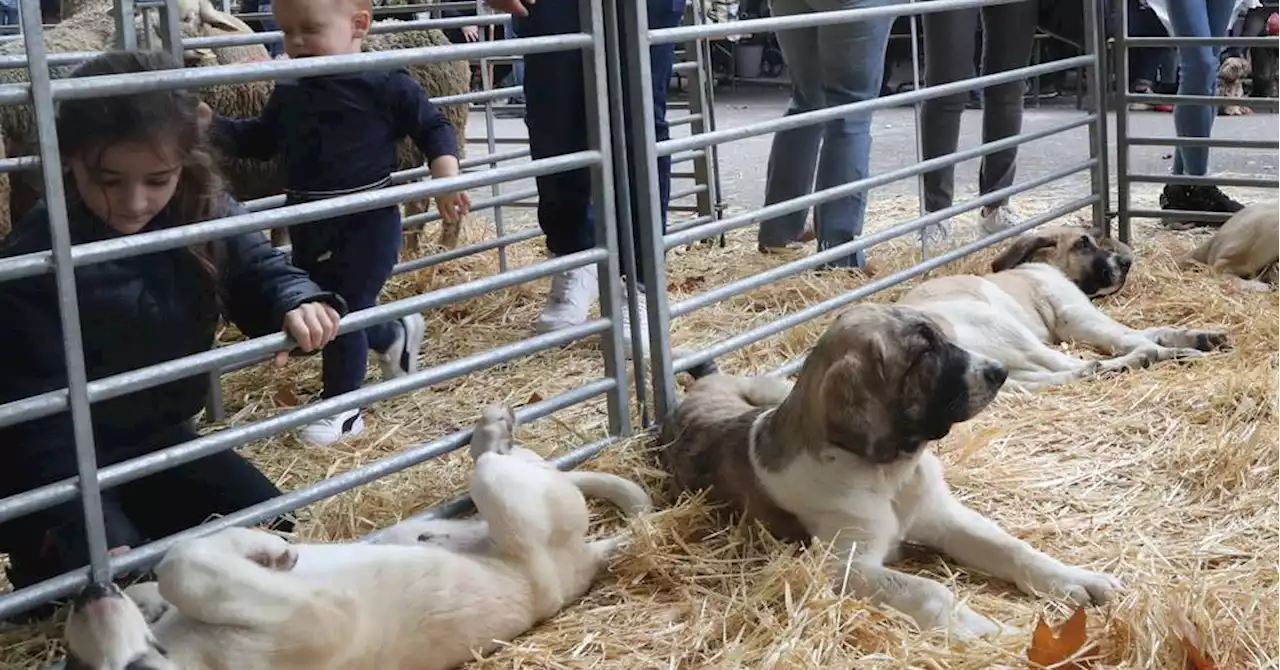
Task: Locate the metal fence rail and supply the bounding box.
[1112,2,1280,243]
[0,0,630,625]
[621,0,1115,422]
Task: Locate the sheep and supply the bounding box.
[0,7,473,254]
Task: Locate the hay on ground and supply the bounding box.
[0,186,1275,669]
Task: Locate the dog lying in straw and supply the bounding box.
[658,303,1122,639]
[1184,199,1279,292]
[63,405,652,670]
[895,225,1231,392]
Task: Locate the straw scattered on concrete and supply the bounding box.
[1,187,1275,669]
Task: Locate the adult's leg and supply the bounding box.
[1159,0,1245,224]
[758,0,825,250]
[974,0,1038,199]
[919,7,979,214]
[518,0,599,332]
[808,0,897,268]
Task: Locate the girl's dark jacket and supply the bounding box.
[0,197,346,457]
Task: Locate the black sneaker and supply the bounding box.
[1159,184,1246,229]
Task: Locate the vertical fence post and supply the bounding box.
[114,0,138,50]
[1082,0,1113,239]
[620,0,678,424]
[477,0,509,272]
[1113,0,1132,244]
[601,0,650,428]
[908,4,932,262]
[21,0,113,585]
[581,0,631,437]
[157,0,185,65]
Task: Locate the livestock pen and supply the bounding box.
[0,0,1276,667]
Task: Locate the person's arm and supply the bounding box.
[217,198,347,342]
[204,88,284,161]
[386,71,472,225]
[485,0,534,17]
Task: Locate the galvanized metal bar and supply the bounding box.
[1115,0,1132,243]
[665,115,1096,249]
[1127,208,1235,223]
[0,152,598,283]
[670,183,707,200]
[600,0,650,426]
[1127,174,1278,188]
[476,23,509,272]
[669,160,1096,319]
[0,34,595,104]
[1125,93,1279,110]
[19,0,112,586]
[581,0,629,438]
[0,315,613,527]
[657,55,1094,157]
[619,0,678,425]
[0,249,604,433]
[157,0,185,65]
[1123,35,1279,48]
[1125,136,1279,150]
[1,378,619,621]
[114,0,138,50]
[435,84,524,106]
[401,187,539,230]
[648,0,1022,46]
[908,1,929,261]
[673,194,1101,374]
[0,154,38,173]
[1081,0,1111,237]
[392,227,543,276]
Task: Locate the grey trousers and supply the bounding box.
[919,0,1039,213]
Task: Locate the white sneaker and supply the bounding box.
[978,205,1021,235]
[377,313,426,380]
[919,223,950,249]
[620,288,648,360]
[535,265,599,333]
[299,407,364,446]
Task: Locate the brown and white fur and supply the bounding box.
[1217,55,1254,116]
[63,405,652,670]
[896,225,1231,392]
[658,304,1122,639]
[1185,199,1279,291]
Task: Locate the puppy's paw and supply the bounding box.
[470,405,516,460]
[123,582,170,625]
[220,527,298,572]
[945,605,1010,641]
[1189,329,1231,352]
[1025,565,1123,607]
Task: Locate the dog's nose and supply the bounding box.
[72,581,118,610]
[983,364,1008,388]
[1117,255,1132,270]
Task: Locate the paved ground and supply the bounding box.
[461,87,1278,236]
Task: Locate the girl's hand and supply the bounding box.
[487,0,533,16]
[196,101,213,134]
[278,302,341,367]
[462,25,481,42]
[435,191,472,226]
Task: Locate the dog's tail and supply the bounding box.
[567,471,653,564]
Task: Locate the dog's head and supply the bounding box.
[1219,56,1252,82]
[801,304,1007,464]
[990,226,1133,298]
[63,582,175,670]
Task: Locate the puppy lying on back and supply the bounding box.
[63,405,652,670]
[1185,200,1279,291]
[658,304,1121,639]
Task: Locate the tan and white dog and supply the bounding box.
[63,405,652,670]
[896,226,1231,392]
[658,304,1122,639]
[1185,199,1279,292]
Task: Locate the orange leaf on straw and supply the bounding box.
[273,380,300,408]
[1028,607,1099,669]
[1169,607,1217,670]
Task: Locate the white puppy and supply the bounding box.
[62,405,652,670]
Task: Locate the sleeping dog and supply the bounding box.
[63,405,652,670]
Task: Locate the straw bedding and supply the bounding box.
[0,186,1275,669]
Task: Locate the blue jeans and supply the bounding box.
[0,7,17,25]
[506,18,526,102]
[1164,0,1237,176]
[758,0,900,269]
[517,0,686,284]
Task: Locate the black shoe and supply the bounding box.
[1159,184,1246,229]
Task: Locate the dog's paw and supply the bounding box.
[1190,329,1232,352]
[945,605,1012,641]
[470,405,516,460]
[1025,565,1123,608]
[123,582,170,625]
[220,527,298,572]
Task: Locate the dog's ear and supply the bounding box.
[991,234,1057,272]
[1096,234,1133,258]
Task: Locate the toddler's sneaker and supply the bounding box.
[299,407,364,447]
[378,313,426,379]
[535,264,599,333]
[978,205,1022,235]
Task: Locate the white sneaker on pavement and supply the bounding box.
[979,204,1022,235]
[535,265,600,333]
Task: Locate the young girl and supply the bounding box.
[0,50,345,621]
